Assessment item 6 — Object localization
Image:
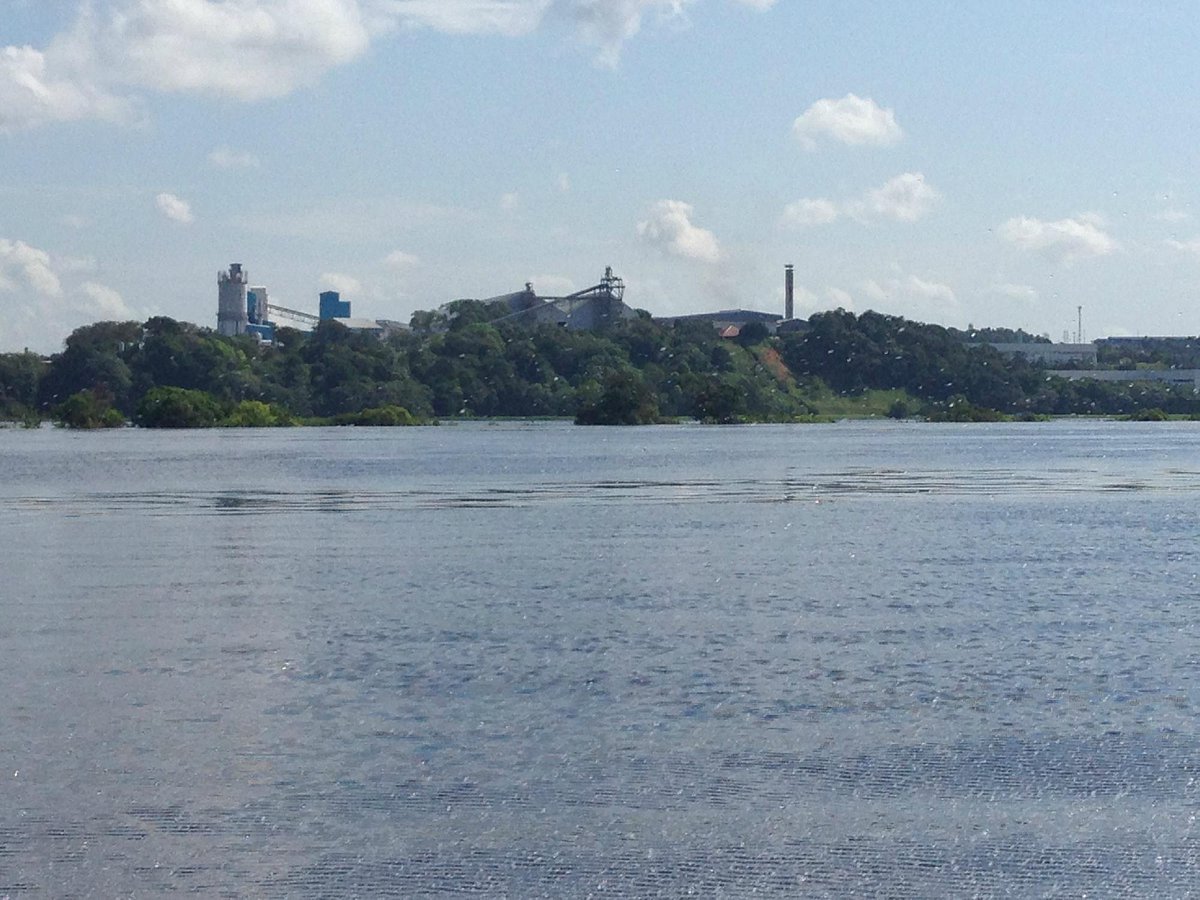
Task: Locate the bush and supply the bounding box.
[136,387,224,428]
[223,400,297,427]
[54,389,125,429]
[1128,407,1169,421]
[331,405,421,426]
[575,370,660,425]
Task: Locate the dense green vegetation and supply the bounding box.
[3,306,1200,428]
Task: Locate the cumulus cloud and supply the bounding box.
[0,239,64,298]
[155,192,194,225]
[637,199,721,263]
[80,281,135,319]
[1,1,777,130]
[826,286,854,310]
[858,274,957,322]
[383,249,420,269]
[1166,237,1200,258]
[863,172,939,222]
[998,214,1118,263]
[783,172,939,227]
[863,274,956,305]
[0,44,131,132]
[792,93,903,150]
[208,146,260,169]
[0,238,141,352]
[782,197,839,227]
[320,271,362,295]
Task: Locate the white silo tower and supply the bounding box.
[217,263,249,336]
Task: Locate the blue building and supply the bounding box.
[319,291,351,320]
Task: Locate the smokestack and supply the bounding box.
[785,264,794,321]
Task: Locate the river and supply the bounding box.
[1,420,1198,896]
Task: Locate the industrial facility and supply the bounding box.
[486,267,639,330]
[214,262,807,341]
[215,264,405,342]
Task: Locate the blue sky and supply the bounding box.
[3,0,1200,352]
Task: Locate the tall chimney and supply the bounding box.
[785,264,794,321]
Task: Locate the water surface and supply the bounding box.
[2,421,1199,896]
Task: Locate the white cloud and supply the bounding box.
[381,0,550,37]
[500,191,520,210]
[0,44,131,132]
[0,239,63,297]
[92,0,371,102]
[56,254,98,274]
[782,197,839,227]
[792,93,903,150]
[856,273,957,323]
[862,172,939,222]
[862,274,956,305]
[0,238,142,352]
[637,199,721,262]
[790,283,820,315]
[155,192,194,225]
[320,272,362,295]
[999,214,1118,263]
[906,274,956,304]
[208,146,260,169]
[826,286,854,310]
[80,281,135,319]
[860,279,887,302]
[1166,237,1200,258]
[383,249,421,269]
[2,1,777,129]
[567,0,694,68]
[784,173,939,227]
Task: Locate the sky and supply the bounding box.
[4,0,1200,353]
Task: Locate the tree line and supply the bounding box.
[2,306,1199,428]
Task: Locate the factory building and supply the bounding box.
[319,291,351,320]
[987,342,1098,365]
[491,267,639,331]
[652,265,803,337]
[217,263,249,336]
[246,286,275,342]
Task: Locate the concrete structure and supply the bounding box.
[493,268,639,331]
[217,263,249,336]
[785,264,794,321]
[987,342,1098,366]
[319,291,351,320]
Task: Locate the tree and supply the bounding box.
[53,389,125,429]
[136,387,224,428]
[0,352,47,419]
[575,369,660,425]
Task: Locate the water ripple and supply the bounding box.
[7,466,1200,516]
